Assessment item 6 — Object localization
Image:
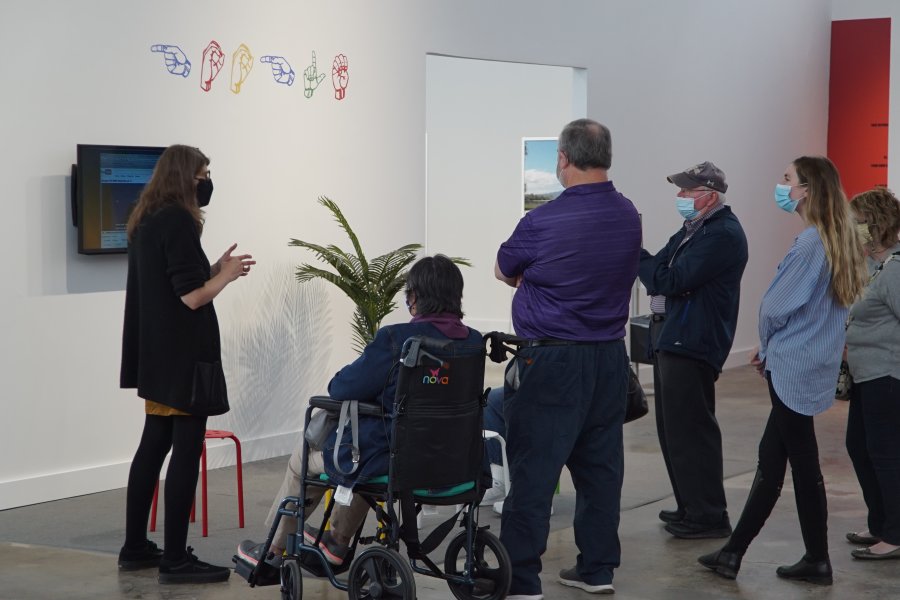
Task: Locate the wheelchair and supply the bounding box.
[234,333,512,600]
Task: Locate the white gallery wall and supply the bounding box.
[426,56,586,334]
[0,0,833,509]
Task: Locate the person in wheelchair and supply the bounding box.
[237,254,483,569]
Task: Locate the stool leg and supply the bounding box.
[230,435,245,529]
[201,440,208,538]
[150,481,159,532]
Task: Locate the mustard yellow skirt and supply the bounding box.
[145,400,190,416]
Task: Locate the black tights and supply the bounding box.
[124,414,207,561]
[724,374,829,561]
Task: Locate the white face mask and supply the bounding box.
[856,223,873,244]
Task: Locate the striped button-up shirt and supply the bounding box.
[758,226,847,416]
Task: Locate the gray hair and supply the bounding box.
[558,118,612,170]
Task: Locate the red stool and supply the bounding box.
[150,429,244,538]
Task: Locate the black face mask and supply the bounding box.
[196,178,214,207]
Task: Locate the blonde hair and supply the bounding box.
[850,186,900,251]
[126,144,208,239]
[793,156,866,307]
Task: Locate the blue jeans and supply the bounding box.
[484,387,505,465]
[500,341,627,596]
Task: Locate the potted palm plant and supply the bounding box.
[289,197,469,353]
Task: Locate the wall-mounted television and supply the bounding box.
[73,144,165,255]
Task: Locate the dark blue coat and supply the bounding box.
[323,321,483,488]
[638,206,748,372]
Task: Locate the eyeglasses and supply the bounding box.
[195,171,211,181]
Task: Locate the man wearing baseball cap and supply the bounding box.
[638,161,748,539]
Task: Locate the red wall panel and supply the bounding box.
[828,18,891,199]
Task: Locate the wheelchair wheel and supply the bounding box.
[348,546,416,599]
[280,559,303,600]
[443,529,511,600]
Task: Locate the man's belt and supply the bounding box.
[521,339,600,348]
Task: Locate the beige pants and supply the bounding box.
[265,440,369,549]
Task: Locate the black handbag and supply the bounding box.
[189,361,230,416]
[835,360,852,401]
[625,366,649,423]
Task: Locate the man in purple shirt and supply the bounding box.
[494,119,641,599]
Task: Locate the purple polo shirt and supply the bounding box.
[497,181,641,341]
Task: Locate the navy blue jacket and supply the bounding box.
[638,206,748,372]
[322,321,484,488]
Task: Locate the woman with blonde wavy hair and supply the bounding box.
[844,186,900,560]
[699,156,866,586]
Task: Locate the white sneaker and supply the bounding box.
[480,464,507,506]
[480,484,506,506]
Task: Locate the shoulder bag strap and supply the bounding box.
[332,400,360,475]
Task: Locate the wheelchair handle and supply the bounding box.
[484,331,528,364]
[400,336,449,367]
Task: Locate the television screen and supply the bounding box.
[75,144,165,254]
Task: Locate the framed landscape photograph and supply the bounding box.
[522,137,564,212]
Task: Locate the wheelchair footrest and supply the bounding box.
[232,554,281,587]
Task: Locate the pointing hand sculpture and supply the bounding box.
[150,44,191,77]
[260,55,296,86]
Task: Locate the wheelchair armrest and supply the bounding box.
[309,395,385,417]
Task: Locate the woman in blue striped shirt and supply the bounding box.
[699,156,866,585]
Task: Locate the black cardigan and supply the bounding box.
[120,205,226,415]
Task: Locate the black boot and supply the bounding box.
[698,549,742,580]
[794,473,830,566]
[776,555,833,586]
[723,468,782,554]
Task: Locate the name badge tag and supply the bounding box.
[334,485,354,506]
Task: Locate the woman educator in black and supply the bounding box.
[118,144,254,584]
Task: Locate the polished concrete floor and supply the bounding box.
[1,365,898,599]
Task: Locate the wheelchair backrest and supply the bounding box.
[389,336,486,492]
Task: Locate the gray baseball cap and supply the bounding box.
[667,161,728,193]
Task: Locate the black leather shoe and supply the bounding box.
[698,549,742,580]
[666,518,732,539]
[775,556,832,586]
[846,531,880,545]
[659,508,685,524]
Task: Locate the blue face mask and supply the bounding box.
[675,191,711,220]
[774,183,798,213]
[675,197,699,220]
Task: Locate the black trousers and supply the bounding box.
[124,413,208,561]
[651,320,726,524]
[846,376,900,545]
[725,374,829,561]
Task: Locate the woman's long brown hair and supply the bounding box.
[126,144,208,239]
[793,156,866,307]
